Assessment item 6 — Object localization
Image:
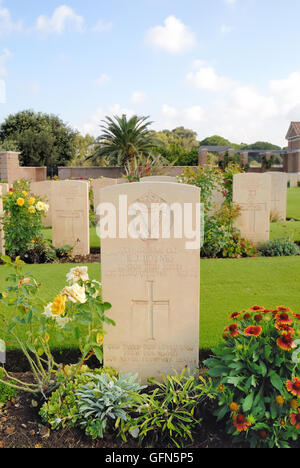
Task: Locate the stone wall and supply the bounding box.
[0,152,47,184]
[57,166,199,180]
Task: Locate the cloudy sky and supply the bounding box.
[1,0,300,146]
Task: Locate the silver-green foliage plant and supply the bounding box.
[76,373,146,439]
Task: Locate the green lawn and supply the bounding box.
[1,257,300,352]
[42,226,100,250]
[287,187,300,220]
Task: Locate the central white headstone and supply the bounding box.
[100,182,201,383]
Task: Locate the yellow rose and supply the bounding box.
[28,197,35,205]
[28,206,36,214]
[17,198,25,207]
[22,191,28,197]
[51,295,66,316]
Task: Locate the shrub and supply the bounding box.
[179,166,223,213]
[126,370,213,447]
[1,180,49,259]
[0,260,114,395]
[258,238,300,257]
[201,203,257,258]
[39,366,117,430]
[76,372,146,439]
[204,305,300,448]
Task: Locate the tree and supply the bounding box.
[89,115,158,166]
[0,110,77,167]
[71,134,96,166]
[199,135,232,147]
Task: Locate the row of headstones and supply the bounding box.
[0,171,287,257]
[99,173,286,381]
[0,173,288,381]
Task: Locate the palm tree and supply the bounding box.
[88,114,158,166]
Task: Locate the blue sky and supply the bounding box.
[1,0,300,146]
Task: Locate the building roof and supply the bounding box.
[198,146,286,155]
[286,122,300,140]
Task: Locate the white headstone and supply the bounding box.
[101,182,201,383]
[267,172,287,222]
[52,181,90,256]
[233,173,271,244]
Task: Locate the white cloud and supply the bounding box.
[145,16,196,54]
[92,19,112,33]
[79,104,135,136]
[160,103,205,130]
[186,60,235,91]
[130,91,148,104]
[36,5,85,35]
[0,48,11,77]
[95,73,111,86]
[0,2,23,35]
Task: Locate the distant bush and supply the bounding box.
[258,239,300,257]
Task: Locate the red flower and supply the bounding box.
[275,322,295,335]
[225,324,239,338]
[292,312,300,322]
[254,314,263,322]
[277,306,291,312]
[286,378,300,397]
[229,312,242,320]
[277,334,296,351]
[243,313,251,321]
[275,312,292,325]
[249,306,265,312]
[233,414,251,432]
[290,409,300,429]
[244,326,262,337]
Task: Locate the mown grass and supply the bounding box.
[1,257,300,351]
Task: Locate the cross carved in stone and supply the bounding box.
[132,281,169,341]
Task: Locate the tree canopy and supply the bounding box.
[0,110,77,167]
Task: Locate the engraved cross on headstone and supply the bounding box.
[132,281,169,341]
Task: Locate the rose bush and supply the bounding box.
[1,180,49,259]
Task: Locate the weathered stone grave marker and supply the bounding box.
[52,180,89,256]
[100,182,201,383]
[233,173,271,244]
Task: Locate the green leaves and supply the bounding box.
[269,372,283,392]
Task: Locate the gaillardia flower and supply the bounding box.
[249,306,265,312]
[225,324,239,338]
[229,402,239,413]
[275,396,285,406]
[229,312,242,320]
[277,334,296,351]
[244,326,262,337]
[275,322,295,335]
[275,312,292,325]
[233,414,251,432]
[286,378,300,397]
[290,409,300,429]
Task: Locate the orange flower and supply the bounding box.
[229,402,239,412]
[275,322,295,335]
[290,409,300,429]
[286,378,300,397]
[217,385,225,392]
[229,312,242,320]
[244,326,262,337]
[275,396,285,406]
[275,312,292,325]
[233,414,251,432]
[290,399,299,410]
[249,306,265,312]
[277,334,296,351]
